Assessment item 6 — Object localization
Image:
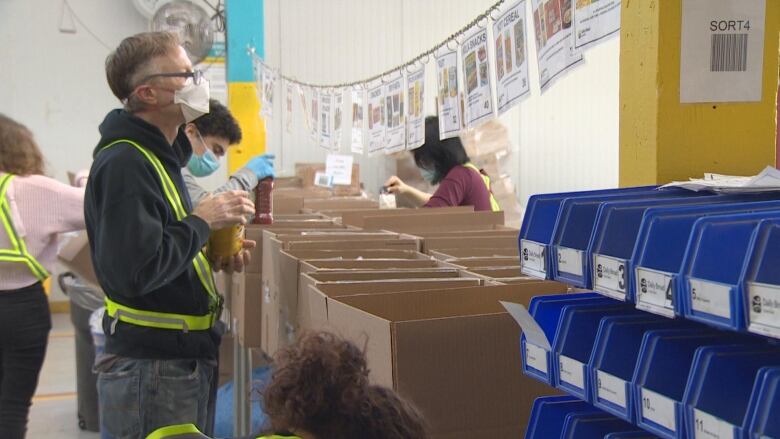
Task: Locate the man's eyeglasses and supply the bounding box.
[140,69,205,86]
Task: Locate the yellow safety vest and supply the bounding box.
[462,163,501,212]
[0,174,50,281]
[99,139,220,333]
[146,423,300,439]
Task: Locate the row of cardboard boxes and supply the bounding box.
[512,292,780,439]
[518,186,780,338]
[208,201,571,438]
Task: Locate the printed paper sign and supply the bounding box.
[325,154,353,186]
[747,281,780,339]
[260,64,275,118]
[435,49,462,139]
[461,26,495,129]
[680,0,766,103]
[367,82,386,155]
[319,92,333,150]
[531,0,583,91]
[285,82,293,133]
[557,246,584,277]
[406,68,425,150]
[597,370,627,408]
[635,267,675,318]
[493,0,531,115]
[350,89,366,155]
[313,171,333,188]
[384,75,406,154]
[593,253,628,300]
[310,88,319,142]
[558,355,585,389]
[641,388,677,432]
[297,85,310,133]
[333,91,343,151]
[689,278,732,319]
[573,0,621,50]
[520,239,547,278]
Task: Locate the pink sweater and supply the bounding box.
[1,173,86,290]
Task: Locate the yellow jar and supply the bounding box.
[208,225,244,259]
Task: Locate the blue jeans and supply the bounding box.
[96,356,214,439]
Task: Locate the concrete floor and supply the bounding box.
[28,312,100,439]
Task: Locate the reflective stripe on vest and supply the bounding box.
[99,139,220,332]
[146,424,207,439]
[462,163,501,212]
[0,174,50,281]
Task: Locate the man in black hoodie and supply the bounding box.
[85,32,255,438]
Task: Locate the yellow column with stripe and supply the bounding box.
[619,0,779,186]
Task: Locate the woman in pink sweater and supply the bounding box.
[0,113,86,439]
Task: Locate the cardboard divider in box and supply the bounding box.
[273,214,325,221]
[360,210,505,233]
[429,247,519,260]
[302,198,379,211]
[409,230,520,254]
[304,277,483,332]
[438,257,522,270]
[231,248,428,347]
[244,221,345,274]
[272,196,304,215]
[339,206,475,228]
[463,266,526,279]
[322,283,567,438]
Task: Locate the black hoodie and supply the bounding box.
[85,109,220,360]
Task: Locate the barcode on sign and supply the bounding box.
[710,33,748,72]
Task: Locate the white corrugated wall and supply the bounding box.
[263,0,620,210]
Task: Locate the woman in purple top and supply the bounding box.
[385,116,500,212]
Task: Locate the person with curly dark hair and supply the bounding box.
[181,99,275,208]
[261,331,428,439]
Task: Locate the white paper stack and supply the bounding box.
[661,166,780,193]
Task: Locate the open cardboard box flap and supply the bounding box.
[361,210,504,232]
[429,247,519,260]
[340,206,474,228]
[439,257,522,269]
[324,283,567,437]
[422,235,519,253]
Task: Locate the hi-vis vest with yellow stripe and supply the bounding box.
[0,174,50,281]
[462,163,501,212]
[146,423,300,439]
[99,139,221,333]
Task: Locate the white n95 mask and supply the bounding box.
[174,79,210,123]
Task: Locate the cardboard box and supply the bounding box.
[57,232,100,288]
[303,198,379,211]
[439,257,522,269]
[429,248,519,260]
[217,333,268,386]
[361,211,505,233]
[304,277,481,331]
[324,283,567,438]
[490,277,542,285]
[422,235,520,254]
[464,266,525,279]
[340,206,474,228]
[295,162,361,196]
[409,229,518,238]
[273,214,325,221]
[244,221,344,274]
[274,187,333,199]
[272,196,304,215]
[229,272,264,347]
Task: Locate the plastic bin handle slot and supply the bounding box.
[501,301,551,350]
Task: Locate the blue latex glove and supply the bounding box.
[245,153,275,180]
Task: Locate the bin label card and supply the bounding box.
[693,408,736,439]
[557,246,584,277]
[636,267,675,318]
[641,387,677,432]
[593,253,628,300]
[689,278,732,319]
[747,281,780,339]
[525,342,549,374]
[558,355,584,389]
[596,370,627,408]
[520,239,546,278]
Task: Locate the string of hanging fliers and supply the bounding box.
[249,0,621,156]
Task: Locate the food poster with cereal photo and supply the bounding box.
[406,67,425,150]
[435,48,462,139]
[493,0,531,115]
[367,82,386,155]
[350,88,366,155]
[532,0,582,91]
[573,0,621,50]
[460,26,495,130]
[319,91,333,150]
[333,91,343,151]
[384,75,406,154]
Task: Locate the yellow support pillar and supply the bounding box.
[620,0,780,186]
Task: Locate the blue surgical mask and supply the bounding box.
[187,132,220,177]
[420,167,437,183]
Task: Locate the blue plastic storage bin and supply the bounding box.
[524,395,596,439]
[631,201,780,318]
[632,328,754,439]
[560,411,639,439]
[521,293,610,384]
[589,314,693,422]
[743,220,780,340]
[552,301,640,401]
[745,366,780,439]
[519,186,657,280]
[680,213,780,332]
[589,194,753,302]
[683,344,780,439]
[551,189,695,289]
